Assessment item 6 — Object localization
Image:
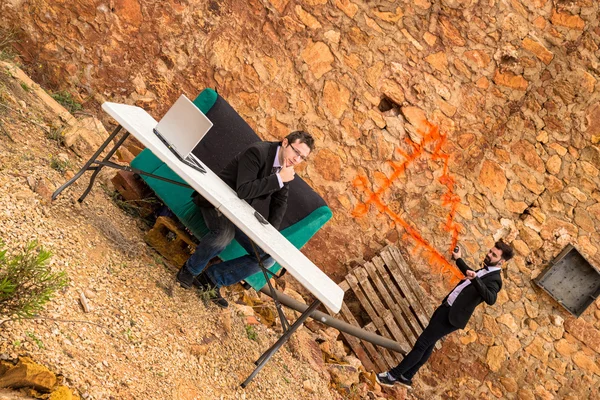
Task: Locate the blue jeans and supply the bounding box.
[185,207,274,287]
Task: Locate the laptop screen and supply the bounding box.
[154,94,213,159]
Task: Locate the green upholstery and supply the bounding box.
[131,88,332,290]
[131,151,210,239]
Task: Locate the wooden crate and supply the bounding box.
[145,216,197,266]
[330,245,438,372]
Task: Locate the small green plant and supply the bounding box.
[46,125,64,145]
[26,331,44,349]
[0,241,68,322]
[50,91,82,114]
[197,287,217,302]
[245,325,258,341]
[0,30,18,62]
[50,155,71,173]
[153,255,165,267]
[20,82,31,92]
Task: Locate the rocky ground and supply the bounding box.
[0,61,401,400]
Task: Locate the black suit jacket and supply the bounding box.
[443,258,503,329]
[193,141,289,230]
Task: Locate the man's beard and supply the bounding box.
[483,256,500,267]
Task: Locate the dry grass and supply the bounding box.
[82,208,144,258]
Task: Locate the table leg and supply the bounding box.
[77,130,130,202]
[240,300,321,388]
[249,241,290,333]
[52,125,125,201]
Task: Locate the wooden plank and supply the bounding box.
[336,318,376,371]
[368,258,421,343]
[381,310,408,363]
[346,272,399,366]
[337,279,407,370]
[383,247,442,350]
[388,246,435,317]
[335,301,387,371]
[364,323,397,369]
[380,247,431,327]
[339,280,350,292]
[346,273,388,335]
[371,255,423,336]
[354,266,412,351]
[329,280,376,371]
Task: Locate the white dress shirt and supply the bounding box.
[446,265,501,306]
[273,146,283,188]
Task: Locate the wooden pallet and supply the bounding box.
[330,245,438,372]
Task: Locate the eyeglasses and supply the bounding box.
[288,143,309,162]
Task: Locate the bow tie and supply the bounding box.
[271,166,281,175]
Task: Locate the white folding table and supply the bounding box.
[53,102,344,387]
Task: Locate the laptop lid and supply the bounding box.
[155,94,213,159]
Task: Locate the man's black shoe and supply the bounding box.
[210,287,229,308]
[193,273,229,308]
[396,374,412,389]
[376,372,412,389]
[376,372,396,388]
[176,266,195,289]
[193,272,212,290]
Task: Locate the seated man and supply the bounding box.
[176,131,314,308]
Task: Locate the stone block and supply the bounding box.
[301,41,334,79]
[486,345,506,372]
[522,37,554,65]
[0,357,56,392]
[49,385,76,400]
[478,160,507,198]
[323,80,350,119]
[62,117,109,158]
[564,318,600,354]
[550,10,585,30]
[110,170,152,202]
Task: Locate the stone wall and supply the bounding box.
[2,0,600,397]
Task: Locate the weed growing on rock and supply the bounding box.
[0,29,18,63]
[49,155,71,173]
[50,90,82,114]
[0,241,68,322]
[245,325,258,341]
[46,125,65,145]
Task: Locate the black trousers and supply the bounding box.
[389,304,459,380]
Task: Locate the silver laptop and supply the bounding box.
[153,94,213,172]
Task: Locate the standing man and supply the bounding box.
[176,131,314,308]
[377,241,514,389]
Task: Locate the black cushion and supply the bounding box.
[191,95,326,231]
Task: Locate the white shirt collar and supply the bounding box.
[273,146,282,169]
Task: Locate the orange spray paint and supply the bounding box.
[352,120,464,283]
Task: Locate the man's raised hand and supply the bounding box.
[279,166,295,182]
[452,246,462,260]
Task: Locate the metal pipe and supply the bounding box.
[259,287,407,355]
